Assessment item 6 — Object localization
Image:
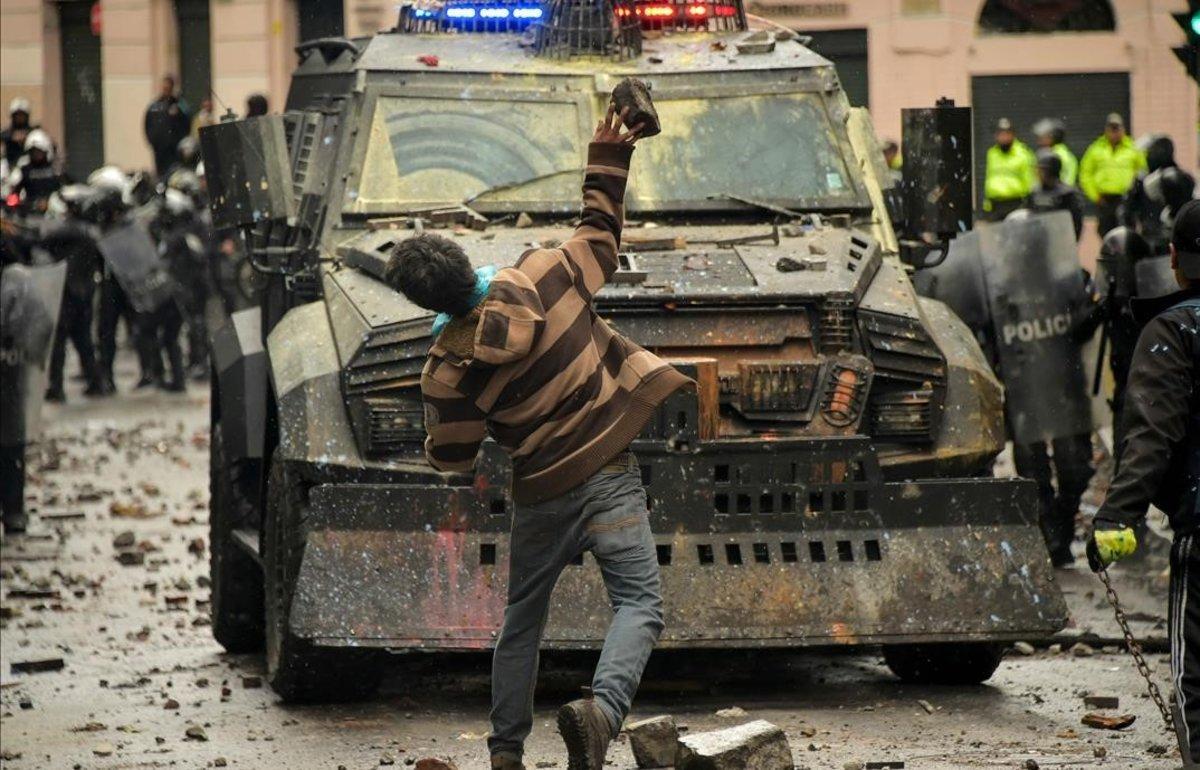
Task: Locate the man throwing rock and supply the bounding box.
[384,104,691,770]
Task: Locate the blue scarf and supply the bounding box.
[432,265,496,337]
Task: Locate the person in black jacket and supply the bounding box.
[1023,149,1084,241]
[144,76,190,179]
[1,218,56,534]
[1088,198,1200,763]
[40,195,105,401]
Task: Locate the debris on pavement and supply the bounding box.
[626,714,678,768]
[1081,712,1136,730]
[10,657,65,674]
[676,719,793,769]
[1082,694,1120,709]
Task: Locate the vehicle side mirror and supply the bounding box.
[899,98,973,268]
[199,116,296,229]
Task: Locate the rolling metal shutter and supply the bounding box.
[971,72,1131,211]
[57,2,104,181]
[797,28,869,109]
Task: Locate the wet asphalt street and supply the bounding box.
[0,357,1185,770]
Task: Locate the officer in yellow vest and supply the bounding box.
[1079,113,1147,238]
[1032,118,1078,187]
[983,118,1036,221]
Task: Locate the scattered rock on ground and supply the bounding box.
[714,706,747,718]
[676,719,792,770]
[627,714,678,768]
[1081,712,1135,730]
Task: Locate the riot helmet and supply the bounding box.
[1099,226,1151,299]
[1136,134,1175,173]
[22,128,54,163]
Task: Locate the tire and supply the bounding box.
[264,456,382,702]
[209,424,265,652]
[883,642,1004,685]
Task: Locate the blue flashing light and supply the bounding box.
[415,3,546,27]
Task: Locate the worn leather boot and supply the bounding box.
[556,691,613,770]
[490,753,525,770]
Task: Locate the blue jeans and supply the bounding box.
[488,464,664,758]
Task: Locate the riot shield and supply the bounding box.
[1135,255,1178,299]
[977,211,1092,445]
[911,229,990,332]
[96,221,174,314]
[1,262,65,445]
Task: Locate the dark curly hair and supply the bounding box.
[384,233,477,316]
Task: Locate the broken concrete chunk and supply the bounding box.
[515,212,533,229]
[1081,712,1135,730]
[611,77,661,138]
[677,719,793,770]
[1012,641,1035,655]
[1069,642,1094,658]
[184,725,208,741]
[414,759,458,770]
[715,706,748,718]
[627,715,678,768]
[112,530,136,549]
[92,742,115,757]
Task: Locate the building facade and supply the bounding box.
[0,0,1196,180]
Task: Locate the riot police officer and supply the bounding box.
[88,167,153,392]
[8,129,62,214]
[142,188,192,391]
[41,187,105,401]
[1023,149,1084,240]
[164,170,212,379]
[1120,135,1196,254]
[1,221,57,534]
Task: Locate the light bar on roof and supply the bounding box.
[399,2,545,31]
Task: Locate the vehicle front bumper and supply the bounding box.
[288,437,1067,650]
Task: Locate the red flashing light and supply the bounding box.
[639,4,675,17]
[4,193,19,208]
[714,4,736,15]
[686,5,708,16]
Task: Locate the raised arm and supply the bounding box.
[559,104,642,299]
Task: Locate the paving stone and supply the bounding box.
[676,719,792,770]
[627,715,678,768]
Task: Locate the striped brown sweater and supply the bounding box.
[420,142,692,503]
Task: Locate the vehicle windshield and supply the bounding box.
[345,90,867,215]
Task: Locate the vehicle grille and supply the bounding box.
[870,388,934,441]
[737,362,820,415]
[347,395,425,456]
[859,311,946,385]
[817,295,854,353]
[859,311,946,442]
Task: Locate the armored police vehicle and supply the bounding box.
[200,0,1067,701]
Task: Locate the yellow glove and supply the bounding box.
[1087,527,1138,572]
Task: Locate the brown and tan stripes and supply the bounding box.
[420,142,692,503]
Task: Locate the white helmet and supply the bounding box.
[87,165,129,195]
[162,187,194,216]
[23,128,54,158]
[9,97,31,116]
